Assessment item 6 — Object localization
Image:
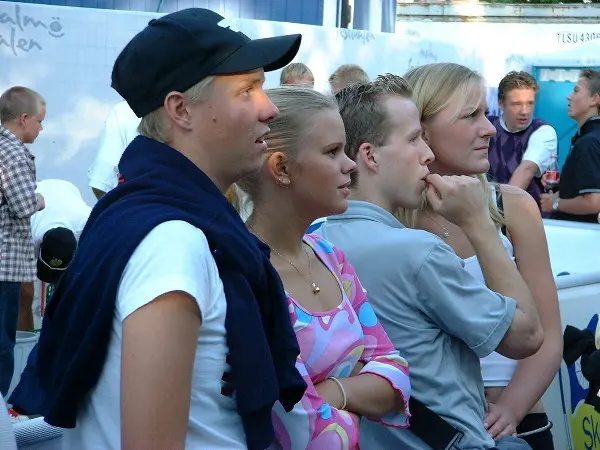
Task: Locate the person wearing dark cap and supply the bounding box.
[16,179,91,333]
[36,228,77,285]
[13,8,305,450]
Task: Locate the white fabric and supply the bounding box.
[13,417,62,449]
[31,179,92,249]
[62,221,246,449]
[463,231,518,387]
[87,101,140,193]
[522,125,558,176]
[499,117,558,177]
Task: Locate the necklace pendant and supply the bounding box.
[443,230,450,238]
[312,282,321,294]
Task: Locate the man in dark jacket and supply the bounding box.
[541,69,600,223]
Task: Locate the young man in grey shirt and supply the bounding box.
[316,76,543,450]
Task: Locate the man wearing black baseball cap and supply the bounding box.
[36,228,77,284]
[19,9,306,450]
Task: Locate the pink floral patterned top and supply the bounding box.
[271,234,411,450]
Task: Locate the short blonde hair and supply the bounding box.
[329,64,369,91]
[0,86,45,123]
[280,63,314,85]
[399,63,505,228]
[138,76,215,143]
[233,86,337,212]
[498,71,539,102]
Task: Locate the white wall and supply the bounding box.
[394,16,600,87]
[544,219,600,276]
[0,2,158,204]
[3,0,600,205]
[0,2,422,204]
[541,219,600,450]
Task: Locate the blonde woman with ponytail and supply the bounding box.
[235,86,411,450]
[403,63,562,449]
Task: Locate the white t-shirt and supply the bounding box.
[62,221,246,449]
[463,231,518,387]
[87,101,140,193]
[32,179,92,247]
[463,187,519,387]
[499,117,558,177]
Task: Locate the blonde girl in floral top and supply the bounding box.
[233,86,411,449]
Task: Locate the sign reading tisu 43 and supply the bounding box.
[557,31,600,45]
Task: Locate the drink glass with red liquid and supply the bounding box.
[545,170,560,194]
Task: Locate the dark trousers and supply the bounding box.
[0,281,22,396]
[517,413,554,450]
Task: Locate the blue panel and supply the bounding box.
[315,0,323,25]
[161,0,182,12]
[269,0,286,21]
[381,0,395,33]
[301,0,321,25]
[286,0,302,23]
[254,0,271,20]
[239,0,255,19]
[176,0,195,10]
[128,0,146,11]
[144,0,160,12]
[96,0,114,9]
[13,0,324,25]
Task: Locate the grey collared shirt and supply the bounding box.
[316,200,516,450]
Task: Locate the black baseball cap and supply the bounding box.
[112,8,302,117]
[37,227,77,284]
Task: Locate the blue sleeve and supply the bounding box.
[415,242,517,358]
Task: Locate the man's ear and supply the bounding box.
[163,91,192,130]
[357,142,378,173]
[17,113,28,127]
[590,92,600,112]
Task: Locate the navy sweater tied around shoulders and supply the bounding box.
[25,136,306,449]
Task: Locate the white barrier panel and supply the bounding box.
[543,219,600,276]
[541,219,600,450]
